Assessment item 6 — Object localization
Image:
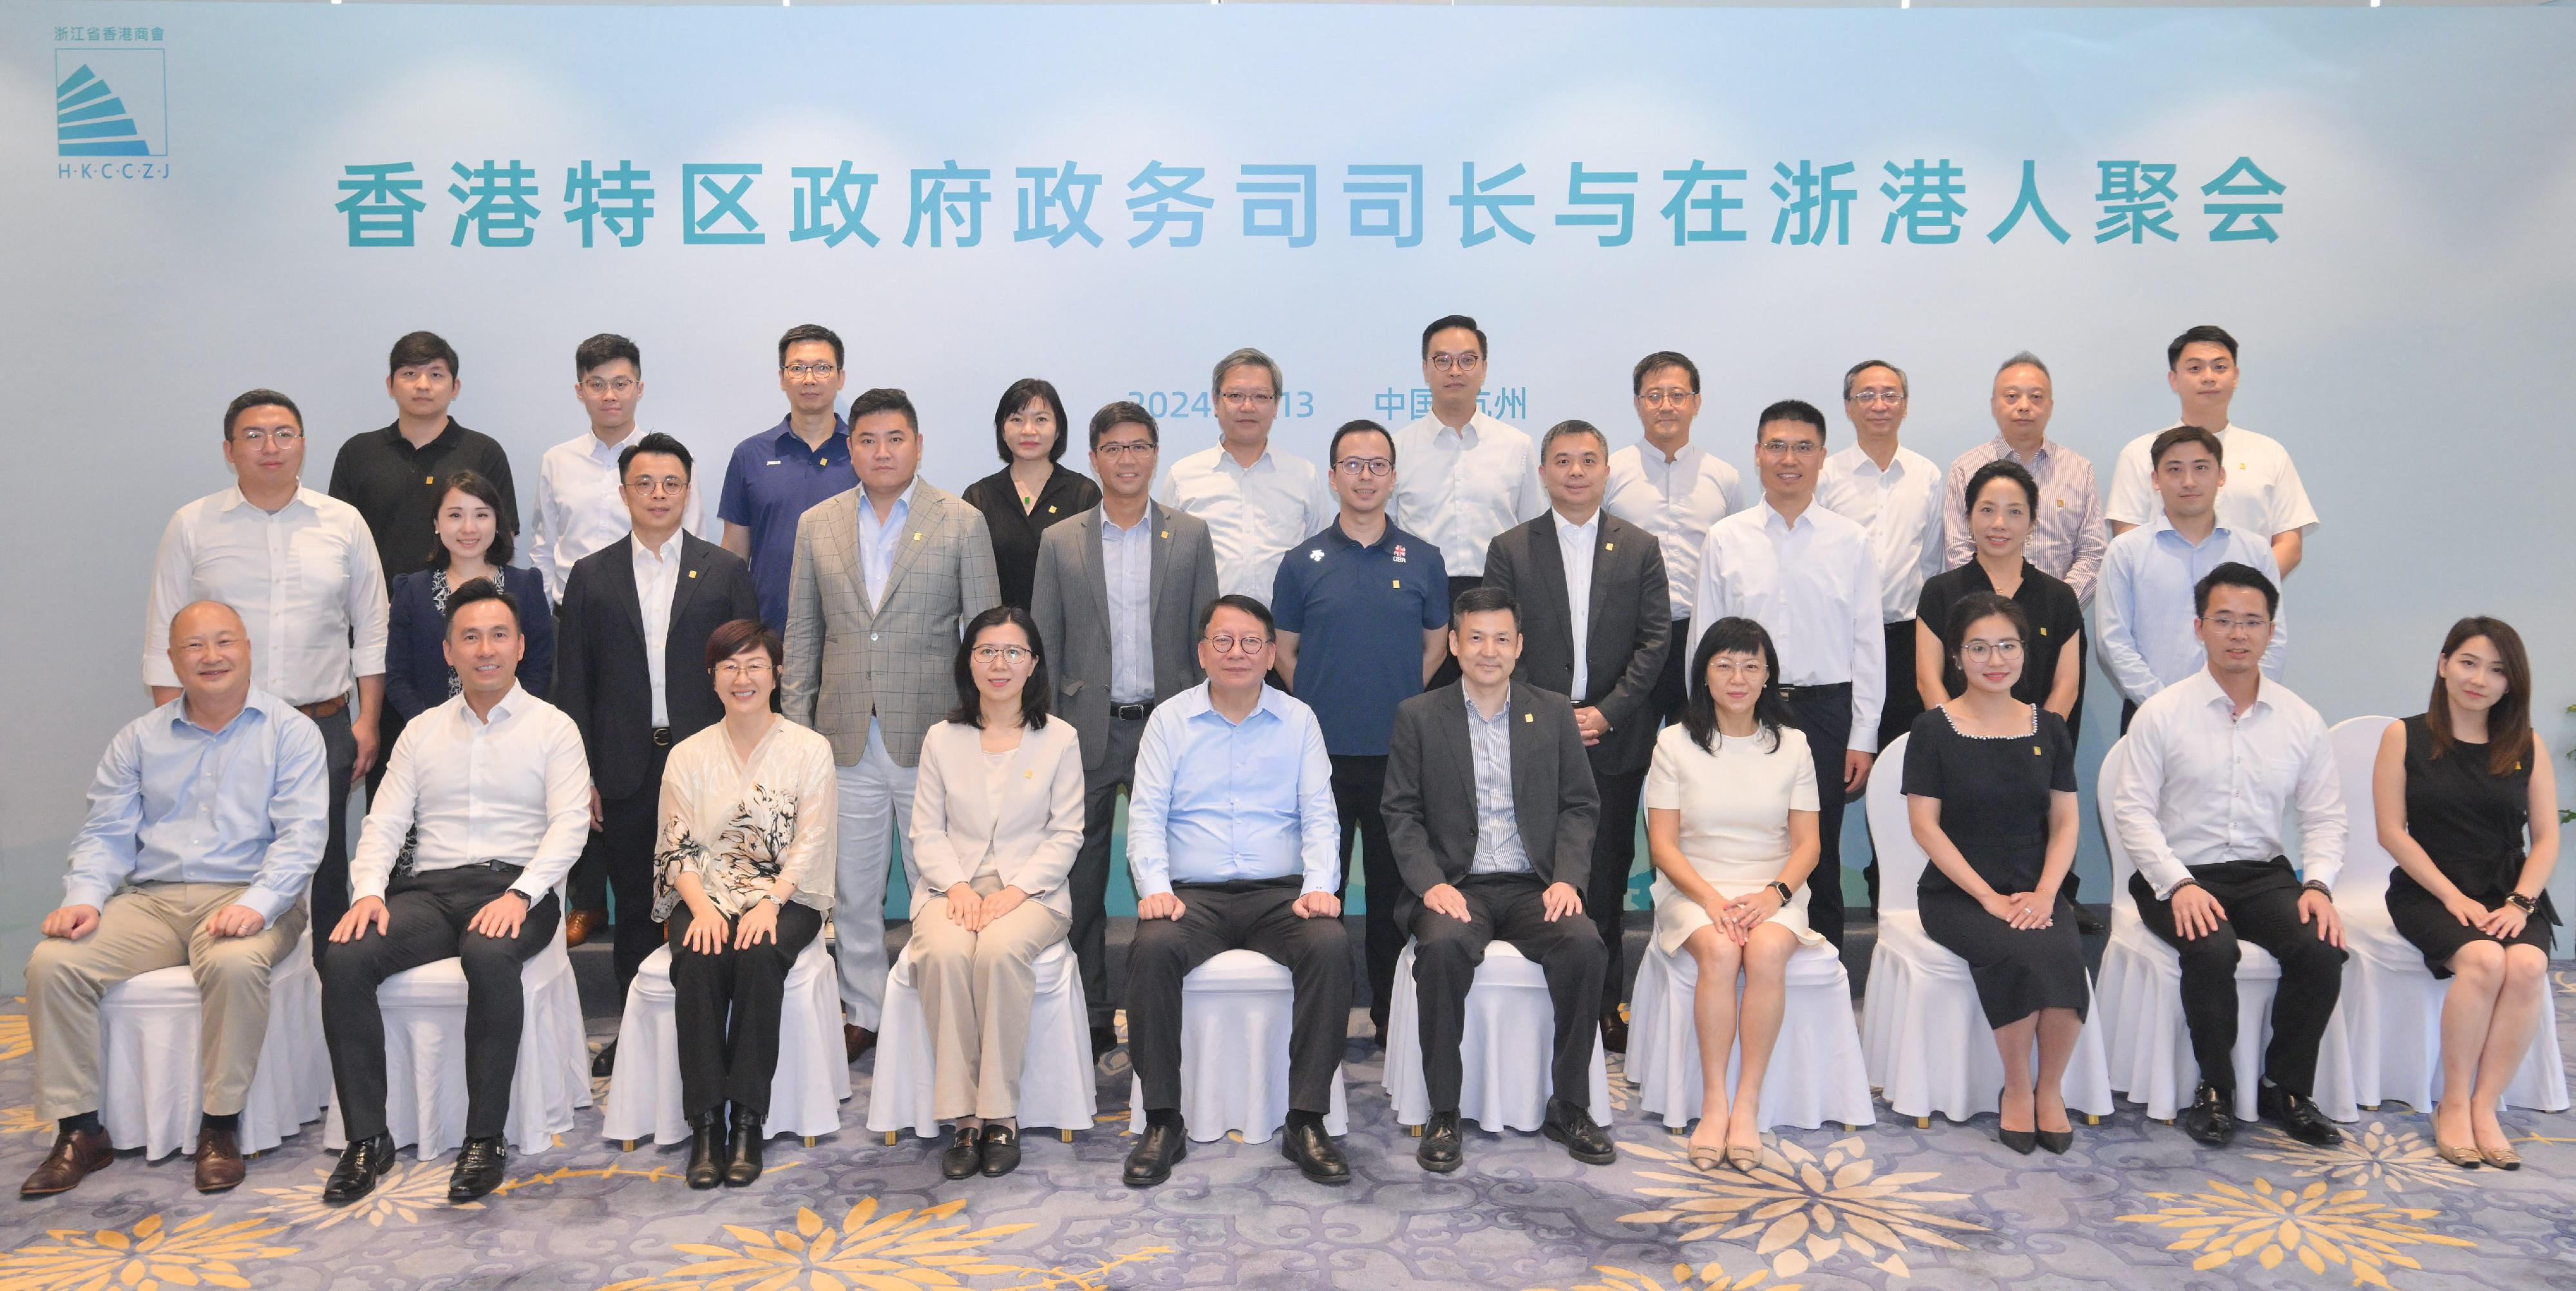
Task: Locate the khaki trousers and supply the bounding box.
[910,874,1070,1120]
[26,882,307,1122]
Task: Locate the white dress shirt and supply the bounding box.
[1103,510,1155,704]
[1817,444,1946,623]
[2094,514,2287,704]
[1604,441,1743,621]
[854,480,918,612]
[348,684,592,903]
[1155,445,1335,599]
[529,428,709,604]
[2106,422,2319,540]
[2112,669,2346,899]
[1690,500,1886,753]
[1553,508,1600,692]
[1388,412,1544,579]
[632,530,685,726]
[144,486,389,706]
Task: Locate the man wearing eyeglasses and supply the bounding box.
[1390,315,1545,688]
[1153,346,1334,601]
[2096,425,2286,733]
[529,335,710,608]
[1604,351,1741,731]
[718,324,856,632]
[1271,419,1452,1048]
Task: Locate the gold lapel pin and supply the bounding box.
[423,475,435,485]
[687,569,698,579]
[1160,531,1169,540]
[913,532,923,542]
[1604,542,1615,551]
[1523,712,1534,722]
[1391,578,1401,589]
[2039,626,2049,636]
[1047,505,1058,514]
[1023,768,1034,778]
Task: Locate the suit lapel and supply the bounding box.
[605,536,646,642]
[1145,501,1170,615]
[1508,685,1549,867]
[1084,507,1113,632]
[1524,521,1575,683]
[667,534,710,649]
[880,487,934,607]
[1584,519,1625,683]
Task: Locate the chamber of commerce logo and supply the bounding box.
[55,48,167,160]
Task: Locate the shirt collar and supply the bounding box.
[2144,509,2235,544]
[1322,518,1398,551]
[1102,502,1152,536]
[165,692,274,738]
[1645,439,1696,469]
[635,529,685,564]
[1759,499,1812,532]
[2179,667,2269,719]
[1435,415,1481,444]
[215,485,314,516]
[772,417,851,457]
[1175,680,1286,727]
[1215,448,1274,476]
[383,419,459,455]
[859,479,920,526]
[1462,683,1516,724]
[1552,507,1600,540]
[462,683,529,728]
[584,427,643,462]
[1989,435,2052,467]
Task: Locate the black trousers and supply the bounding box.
[1782,683,1853,949]
[667,900,824,1119]
[2120,696,2139,735]
[1585,766,1647,1017]
[321,863,562,1142]
[1427,574,1480,690]
[1331,753,1403,1028]
[1071,711,1149,1028]
[1412,874,1606,1115]
[310,706,358,961]
[1126,877,1351,1116]
[574,742,672,994]
[2128,858,2347,1097]
[1862,621,1926,912]
[1651,617,1692,727]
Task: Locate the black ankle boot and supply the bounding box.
[723,1107,765,1187]
[685,1109,728,1189]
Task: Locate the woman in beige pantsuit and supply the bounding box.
[909,604,1084,1180]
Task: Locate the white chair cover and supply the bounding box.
[1627,936,1875,1131]
[2326,716,2568,1113]
[1124,948,1350,1144]
[1381,940,1612,1131]
[323,900,589,1159]
[1857,733,2115,1122]
[2093,738,2360,1122]
[602,937,850,1145]
[98,931,332,1160]
[868,936,1097,1138]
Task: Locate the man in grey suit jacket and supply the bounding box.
[782,388,1001,1059]
[1482,419,1670,1053]
[1030,400,1220,1058]
[1382,585,1615,1173]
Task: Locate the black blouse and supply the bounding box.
[961,463,1102,610]
[1916,559,2083,712]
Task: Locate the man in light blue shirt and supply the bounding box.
[1121,594,1350,1189]
[24,601,326,1198]
[2096,425,2287,730]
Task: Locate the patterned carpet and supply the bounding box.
[0,958,2569,1291]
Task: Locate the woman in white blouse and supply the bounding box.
[909,605,1085,1181]
[654,619,836,1190]
[1644,616,1822,1173]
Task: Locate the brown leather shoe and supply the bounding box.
[21,1127,112,1196]
[564,909,608,948]
[192,1126,245,1192]
[844,1024,876,1064]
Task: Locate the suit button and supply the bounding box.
[870,633,880,642]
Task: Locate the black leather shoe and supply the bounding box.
[2259,1084,2343,1147]
[1089,1024,1120,1063]
[980,1123,1021,1178]
[1122,1118,1187,1188]
[1280,1118,1350,1185]
[941,1125,983,1181]
[1416,1111,1463,1173]
[2181,1082,2238,1148]
[2035,1128,2074,1155]
[448,1135,508,1202]
[685,1109,728,1189]
[322,1132,395,1205]
[1541,1098,1616,1165]
[1600,1016,1629,1056]
[591,1039,619,1080]
[1371,1017,1390,1051]
[723,1108,765,1186]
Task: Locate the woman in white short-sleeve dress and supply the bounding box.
[1645,616,1821,1173]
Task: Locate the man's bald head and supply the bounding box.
[171,600,245,641]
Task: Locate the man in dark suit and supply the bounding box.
[1030,401,1221,1060]
[553,431,761,1068]
[1482,419,1669,1054]
[1382,585,1615,1173]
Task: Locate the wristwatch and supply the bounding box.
[1766,880,1795,905]
[2505,892,2537,913]
[757,892,782,909]
[2301,878,2333,897]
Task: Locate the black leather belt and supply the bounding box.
[1110,702,1155,721]
[1774,681,1852,700]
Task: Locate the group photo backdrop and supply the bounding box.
[6,2,2573,990]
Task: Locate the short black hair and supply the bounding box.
[222,388,301,440]
[388,331,459,377]
[1631,351,1700,396]
[2193,561,2279,618]
[848,387,918,431]
[575,333,640,377]
[992,377,1071,464]
[1755,399,1828,441]
[704,617,782,671]
[778,323,844,368]
[1451,584,1520,630]
[1088,400,1157,450]
[1540,419,1607,460]
[2150,424,2225,469]
[426,469,516,569]
[1964,459,2038,516]
[443,576,520,632]
[1327,419,1394,469]
[2167,325,2239,368]
[1197,593,1274,640]
[950,605,1052,731]
[618,431,694,479]
[1421,314,1488,360]
[1942,591,2032,668]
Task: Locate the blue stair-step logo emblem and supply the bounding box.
[55,52,167,158]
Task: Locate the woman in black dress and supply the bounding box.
[2374,616,2559,1169]
[1902,592,2086,1154]
[1914,460,2083,732]
[960,377,1101,609]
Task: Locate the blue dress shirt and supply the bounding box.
[1126,682,1340,898]
[2095,514,2287,704]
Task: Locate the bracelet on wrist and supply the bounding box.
[2505,892,2537,913]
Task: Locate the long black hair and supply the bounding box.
[950,605,1052,730]
[1682,616,1793,755]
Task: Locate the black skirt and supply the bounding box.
[2385,883,2555,979]
[1918,886,2092,1029]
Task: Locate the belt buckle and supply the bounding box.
[651,727,672,748]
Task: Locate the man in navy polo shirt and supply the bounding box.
[719,323,855,632]
[1272,418,1451,1046]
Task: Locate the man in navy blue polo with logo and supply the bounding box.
[718,324,855,632]
[1271,419,1451,1047]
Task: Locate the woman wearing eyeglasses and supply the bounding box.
[907,605,1085,1181]
[1903,592,2087,1155]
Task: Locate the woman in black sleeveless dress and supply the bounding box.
[2374,616,2559,1169]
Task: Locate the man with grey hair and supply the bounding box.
[1153,346,1334,599]
[1940,352,2107,605]
[1817,359,1944,759]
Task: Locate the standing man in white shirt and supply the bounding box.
[528,334,710,605]
[318,581,591,1205]
[1153,347,1334,601]
[2096,426,2287,731]
[1604,351,1741,729]
[1940,353,2107,605]
[147,390,389,961]
[2112,561,2346,1149]
[1691,400,1883,950]
[2107,326,2319,576]
[1390,314,1546,686]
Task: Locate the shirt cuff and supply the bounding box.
[238,887,293,926]
[61,879,116,912]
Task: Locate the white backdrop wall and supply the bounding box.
[5,3,2573,989]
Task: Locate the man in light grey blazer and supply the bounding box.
[783,387,1002,1060]
[1030,400,1221,1060]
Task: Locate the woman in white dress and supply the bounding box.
[1645,616,1821,1172]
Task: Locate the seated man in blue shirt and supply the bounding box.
[1122,594,1351,1188]
[24,601,328,1198]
